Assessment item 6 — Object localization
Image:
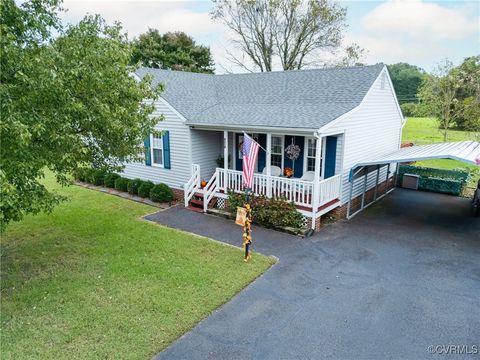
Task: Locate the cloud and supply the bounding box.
[350,0,479,68]
[60,0,220,39]
[362,0,478,40]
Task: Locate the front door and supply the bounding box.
[324,136,337,178]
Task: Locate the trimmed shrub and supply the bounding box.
[228,191,304,230]
[138,181,155,198]
[114,177,129,192]
[127,178,144,195]
[91,169,107,186]
[73,167,87,182]
[150,183,174,203]
[104,173,120,188]
[83,168,96,183]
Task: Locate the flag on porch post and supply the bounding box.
[242,133,260,188]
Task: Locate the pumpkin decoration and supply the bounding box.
[284,167,294,178]
[200,179,207,188]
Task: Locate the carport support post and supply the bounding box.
[374,165,380,201]
[347,177,354,219]
[385,164,390,194]
[361,169,367,209]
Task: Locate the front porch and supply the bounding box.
[185,129,345,230]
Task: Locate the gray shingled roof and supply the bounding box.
[136,64,385,130]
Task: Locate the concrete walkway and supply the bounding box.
[146,189,480,360]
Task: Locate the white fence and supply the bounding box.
[216,168,340,209]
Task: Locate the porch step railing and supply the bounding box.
[184,164,200,207]
[203,169,219,212]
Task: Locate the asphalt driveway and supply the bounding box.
[146,189,480,360]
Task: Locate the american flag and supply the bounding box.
[242,133,260,188]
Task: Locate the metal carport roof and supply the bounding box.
[346,141,480,219]
[354,141,480,168]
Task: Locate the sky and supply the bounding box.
[59,0,480,73]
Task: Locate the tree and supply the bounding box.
[419,60,461,142]
[131,30,215,73]
[387,63,426,105]
[0,0,161,231]
[452,56,480,132]
[211,0,358,72]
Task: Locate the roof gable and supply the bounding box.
[136,64,385,129]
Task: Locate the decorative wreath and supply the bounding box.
[285,143,301,161]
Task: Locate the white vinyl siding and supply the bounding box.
[121,97,192,190]
[325,67,403,204]
[190,129,223,180]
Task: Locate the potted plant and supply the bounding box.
[216,155,231,168]
[284,167,294,178]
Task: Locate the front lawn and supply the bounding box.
[402,117,479,188]
[1,174,274,359]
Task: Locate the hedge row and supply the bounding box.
[399,165,469,182]
[399,165,469,196]
[74,168,174,203]
[228,191,304,230]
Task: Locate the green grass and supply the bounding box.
[402,117,478,145]
[402,117,479,188]
[1,174,274,359]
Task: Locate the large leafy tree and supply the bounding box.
[0,0,161,231]
[211,0,361,72]
[131,29,215,73]
[387,63,426,105]
[419,60,461,142]
[453,56,480,133]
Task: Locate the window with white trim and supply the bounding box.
[271,136,283,168]
[305,137,323,175]
[306,138,316,172]
[151,134,164,167]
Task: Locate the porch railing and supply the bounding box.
[317,174,342,206]
[216,168,338,208]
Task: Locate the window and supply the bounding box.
[305,137,323,176]
[151,134,164,167]
[306,138,316,172]
[271,136,283,168]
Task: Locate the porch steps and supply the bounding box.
[186,191,207,213]
[186,205,204,213]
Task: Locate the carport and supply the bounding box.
[347,141,480,218]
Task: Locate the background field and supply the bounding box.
[1,174,274,359]
[402,117,479,188]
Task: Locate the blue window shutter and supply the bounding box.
[144,136,151,166]
[163,130,171,169]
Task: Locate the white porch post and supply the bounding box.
[266,133,272,198]
[223,131,228,170]
[311,135,323,229]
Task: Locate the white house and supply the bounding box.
[122,64,405,230]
